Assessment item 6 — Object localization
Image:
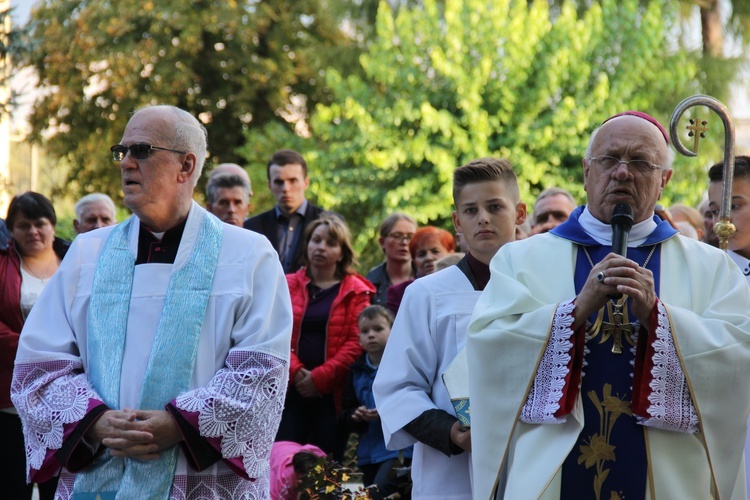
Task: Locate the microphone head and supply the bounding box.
[611,203,634,230]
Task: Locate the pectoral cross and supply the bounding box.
[686,117,709,153]
[600,298,635,354]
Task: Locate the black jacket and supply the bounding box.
[243,202,325,273]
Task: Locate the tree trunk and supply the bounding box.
[701,0,724,57]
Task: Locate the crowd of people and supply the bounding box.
[1,104,750,500]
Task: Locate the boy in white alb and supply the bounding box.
[373,158,526,499]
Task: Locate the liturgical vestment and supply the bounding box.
[468,208,750,500]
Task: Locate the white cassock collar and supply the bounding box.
[579,205,658,247]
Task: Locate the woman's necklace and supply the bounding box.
[22,257,56,285]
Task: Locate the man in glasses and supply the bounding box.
[205,163,253,227]
[467,111,750,499]
[243,149,328,273]
[11,105,292,499]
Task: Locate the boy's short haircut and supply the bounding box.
[358,304,395,328]
[452,157,519,206]
[708,155,750,183]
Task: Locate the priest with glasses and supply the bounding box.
[11,105,293,499]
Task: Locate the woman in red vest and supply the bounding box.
[276,213,374,456]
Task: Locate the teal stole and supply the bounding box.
[72,211,223,500]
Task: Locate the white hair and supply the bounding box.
[133,105,208,187]
[74,193,116,220]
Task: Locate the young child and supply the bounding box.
[341,305,413,500]
[269,441,327,500]
[373,158,526,499]
[708,155,750,496]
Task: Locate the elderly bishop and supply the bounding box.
[468,112,750,499]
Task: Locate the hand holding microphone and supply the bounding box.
[609,203,634,299]
[574,203,656,329]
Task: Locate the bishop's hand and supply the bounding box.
[574,253,655,329]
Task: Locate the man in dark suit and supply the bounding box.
[244,149,325,273]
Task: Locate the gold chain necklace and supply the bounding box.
[582,245,656,354]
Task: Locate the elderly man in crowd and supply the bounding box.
[467,111,750,499]
[529,187,576,235]
[11,105,292,499]
[205,163,253,227]
[73,193,117,234]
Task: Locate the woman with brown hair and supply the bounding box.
[365,212,418,306]
[276,213,374,455]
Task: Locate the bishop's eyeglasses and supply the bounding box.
[587,156,662,174]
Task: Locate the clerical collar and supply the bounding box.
[728,250,750,278]
[275,199,308,220]
[136,217,187,265]
[550,206,677,247]
[579,206,657,246]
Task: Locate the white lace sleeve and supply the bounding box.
[519,299,576,424]
[636,301,699,433]
[174,349,288,479]
[11,360,101,472]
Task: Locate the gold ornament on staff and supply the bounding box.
[669,95,736,251]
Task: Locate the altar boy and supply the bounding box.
[708,155,750,496]
[372,158,526,499]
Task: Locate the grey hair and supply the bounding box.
[584,125,675,170]
[206,174,252,204]
[133,105,208,186]
[534,187,575,210]
[74,193,116,220]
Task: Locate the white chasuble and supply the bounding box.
[468,231,750,500]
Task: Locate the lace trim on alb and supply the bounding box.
[175,349,288,479]
[638,301,699,433]
[55,470,267,500]
[520,299,575,424]
[172,472,268,500]
[10,360,99,472]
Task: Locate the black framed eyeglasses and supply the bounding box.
[110,143,187,161]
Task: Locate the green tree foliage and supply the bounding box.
[241,0,701,270]
[22,0,359,199]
